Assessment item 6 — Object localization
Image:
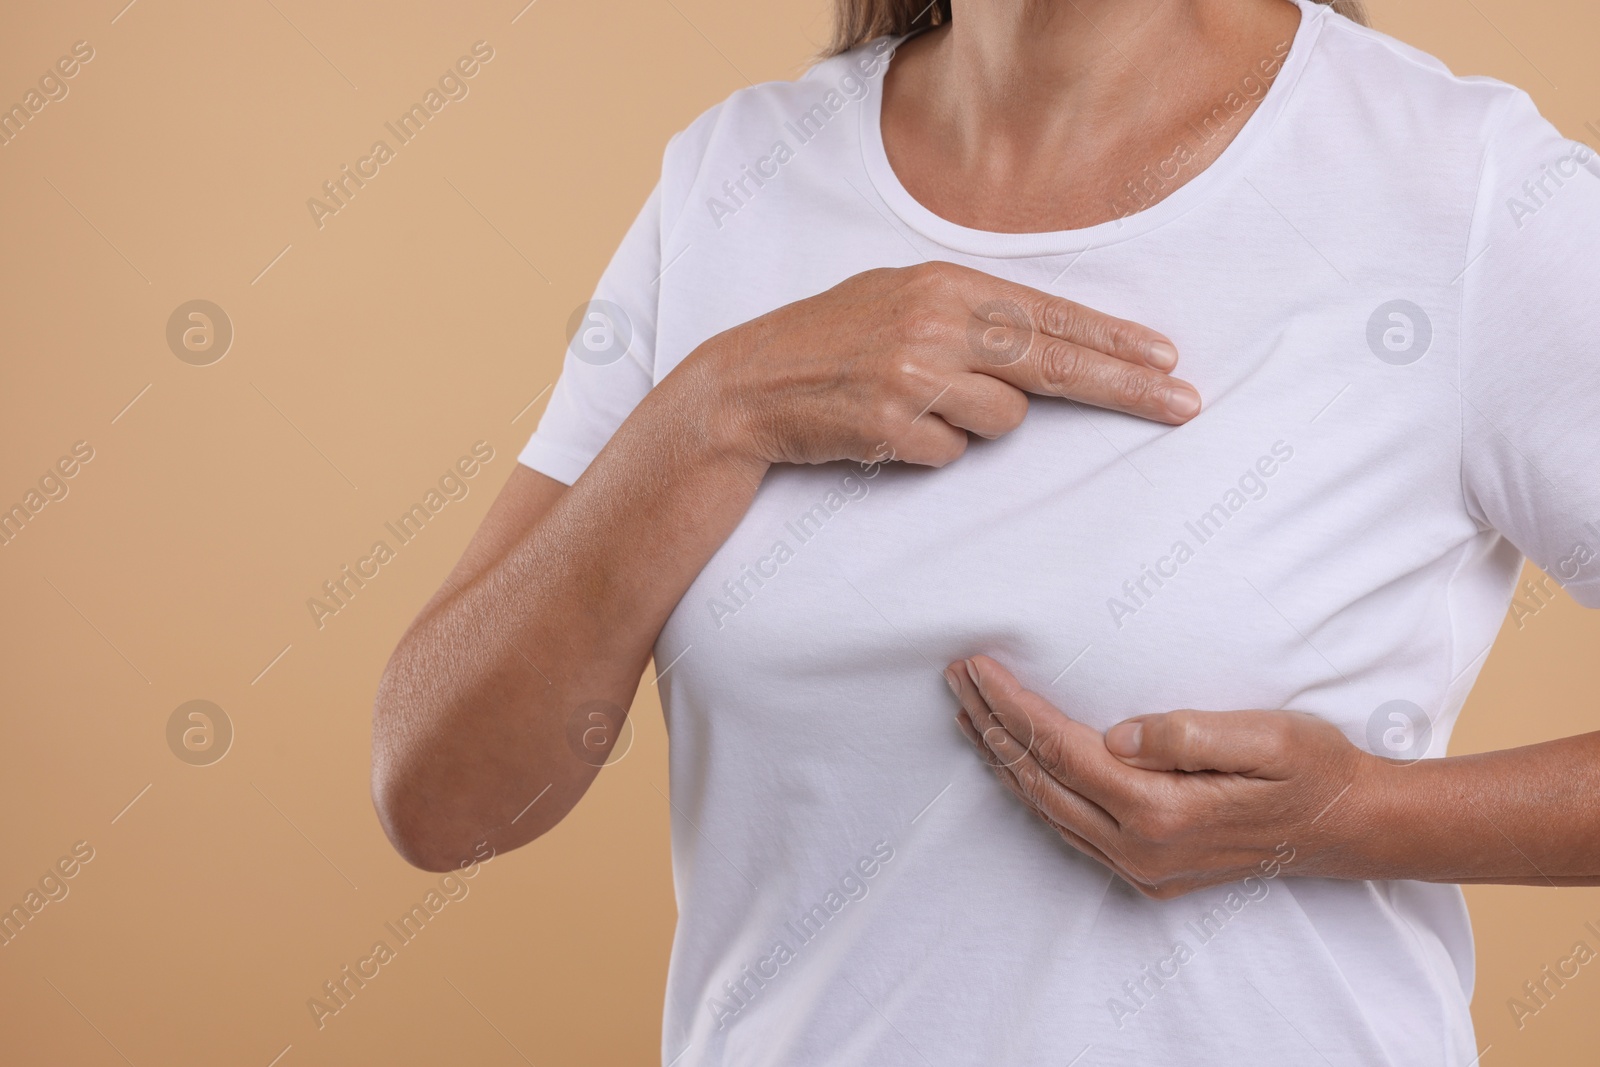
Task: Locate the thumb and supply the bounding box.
[1104,710,1291,776]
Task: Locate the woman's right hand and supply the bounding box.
[685,260,1200,469]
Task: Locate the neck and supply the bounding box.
[880,0,1303,230]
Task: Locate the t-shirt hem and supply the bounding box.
[516,436,595,487]
[1560,572,1600,609]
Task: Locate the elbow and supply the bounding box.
[372,772,463,873]
[370,665,485,872]
[371,743,494,873]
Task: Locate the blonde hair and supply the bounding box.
[823,0,1368,56]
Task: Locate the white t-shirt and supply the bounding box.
[521,2,1600,1063]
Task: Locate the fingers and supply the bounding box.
[883,412,970,467]
[1104,709,1299,776]
[946,659,1122,839]
[962,713,1125,868]
[924,373,1029,440]
[963,655,1138,817]
[945,265,1176,370]
[978,330,1202,424]
[940,263,1201,424]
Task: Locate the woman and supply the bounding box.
[371,0,1600,1062]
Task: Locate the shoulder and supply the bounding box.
[654,40,896,233]
[1284,8,1596,239]
[1301,10,1566,153]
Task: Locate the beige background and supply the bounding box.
[0,1,1596,1063]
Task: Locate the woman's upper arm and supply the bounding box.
[1460,90,1600,605]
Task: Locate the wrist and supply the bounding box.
[673,330,771,472]
[658,334,771,483]
[1303,747,1405,880]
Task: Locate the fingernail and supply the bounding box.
[1106,722,1142,757]
[1147,340,1178,371]
[1163,386,1200,419]
[963,658,980,688]
[943,669,960,696]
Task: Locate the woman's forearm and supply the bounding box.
[1353,731,1600,885]
[372,354,768,870]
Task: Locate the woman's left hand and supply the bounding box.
[947,655,1381,899]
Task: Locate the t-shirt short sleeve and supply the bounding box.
[1460,90,1600,607]
[517,180,664,485]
